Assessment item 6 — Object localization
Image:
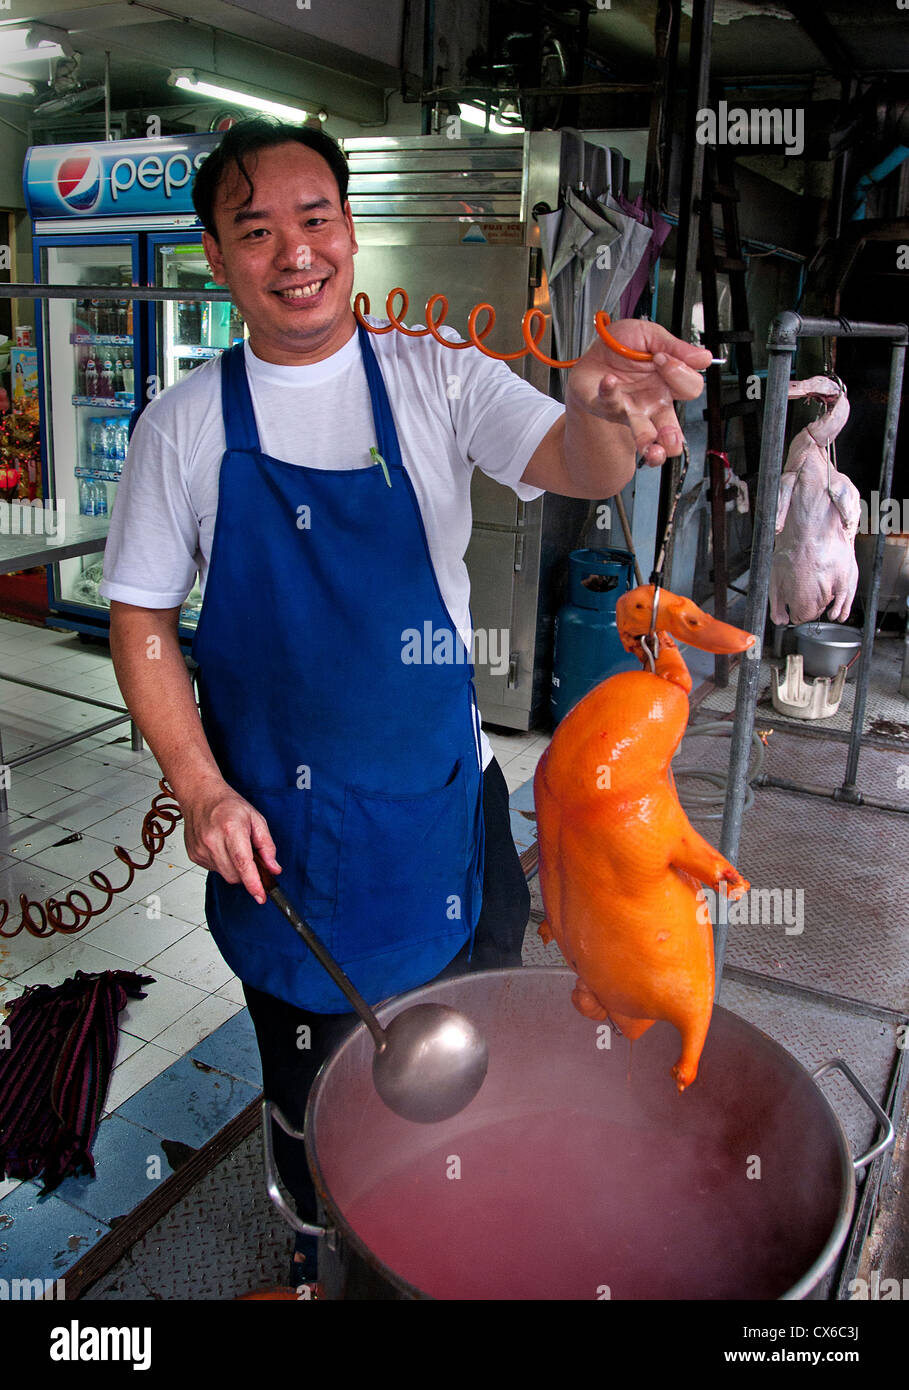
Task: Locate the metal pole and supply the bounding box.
[841,339,907,795]
[663,0,714,585]
[0,283,230,302]
[715,314,797,984]
[715,309,908,990]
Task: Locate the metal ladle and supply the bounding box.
[253,853,489,1124]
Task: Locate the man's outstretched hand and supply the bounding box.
[567,318,713,467]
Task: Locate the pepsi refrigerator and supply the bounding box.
[23,133,241,639]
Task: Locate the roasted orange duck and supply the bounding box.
[534,585,754,1091]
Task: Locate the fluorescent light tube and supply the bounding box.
[171,71,308,122]
[457,102,524,135]
[0,31,65,65]
[0,74,36,96]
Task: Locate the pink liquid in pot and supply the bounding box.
[339,1109,836,1300]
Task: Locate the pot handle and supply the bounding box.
[261,1098,328,1240]
[812,1058,895,1172]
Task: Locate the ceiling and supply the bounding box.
[0,0,906,133]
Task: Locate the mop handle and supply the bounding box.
[353,287,654,368]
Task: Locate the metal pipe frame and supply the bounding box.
[716,310,908,985]
[1,283,231,302]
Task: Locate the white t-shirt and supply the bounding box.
[99,315,564,767]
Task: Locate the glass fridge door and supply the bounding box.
[153,240,244,391]
[39,238,137,617]
[152,239,244,632]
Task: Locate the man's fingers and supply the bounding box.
[624,408,659,456]
[651,352,708,400]
[645,325,713,371]
[226,825,271,904]
[650,404,685,457]
[250,821,281,876]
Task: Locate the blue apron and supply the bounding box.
[191,326,484,1013]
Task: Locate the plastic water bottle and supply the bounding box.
[79,477,94,516]
[93,481,108,517]
[89,418,104,466]
[100,419,114,466]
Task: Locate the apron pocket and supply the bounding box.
[335,760,470,963]
[239,786,334,935]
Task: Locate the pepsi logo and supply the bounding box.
[55,149,103,213]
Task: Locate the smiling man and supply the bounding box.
[100,117,710,1288]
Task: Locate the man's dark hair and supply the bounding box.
[192,116,350,239]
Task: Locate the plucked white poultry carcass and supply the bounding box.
[770,376,862,626]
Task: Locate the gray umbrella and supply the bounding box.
[538,187,620,391]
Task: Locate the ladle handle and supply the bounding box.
[252,851,387,1051]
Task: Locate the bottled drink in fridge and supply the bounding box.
[100,418,115,464]
[88,417,104,464]
[99,356,115,397]
[79,477,94,516]
[83,356,98,397]
[93,481,108,517]
[121,351,134,396]
[177,301,202,344]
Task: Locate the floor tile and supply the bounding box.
[50,1114,179,1224]
[0,814,98,860]
[102,1041,180,1113]
[23,829,117,878]
[112,1029,145,1067]
[0,928,73,980]
[150,994,243,1056]
[117,971,209,1042]
[18,788,127,833]
[81,801,166,850]
[0,1182,109,1285]
[87,769,170,806]
[82,901,198,966]
[83,855,194,906]
[153,871,207,925]
[115,1054,259,1148]
[13,939,147,991]
[215,976,246,1006]
[189,1007,263,1088]
[146,927,234,992]
[28,753,132,791]
[4,775,88,817]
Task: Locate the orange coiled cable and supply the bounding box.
[0,781,183,940]
[353,287,656,366]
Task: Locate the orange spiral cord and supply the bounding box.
[353,287,657,367]
[0,781,183,940]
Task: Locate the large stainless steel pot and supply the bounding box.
[263,968,893,1300]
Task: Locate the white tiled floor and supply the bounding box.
[0,617,244,1126]
[0,617,546,1127]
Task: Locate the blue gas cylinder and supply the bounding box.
[550,548,640,725]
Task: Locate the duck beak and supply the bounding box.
[658,592,756,655]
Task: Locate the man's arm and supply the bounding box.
[520,318,713,498]
[108,600,279,903]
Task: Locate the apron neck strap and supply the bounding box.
[357,323,404,473]
[220,342,260,453]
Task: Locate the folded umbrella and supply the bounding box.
[0,969,155,1192]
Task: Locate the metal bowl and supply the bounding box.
[793,623,863,680]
